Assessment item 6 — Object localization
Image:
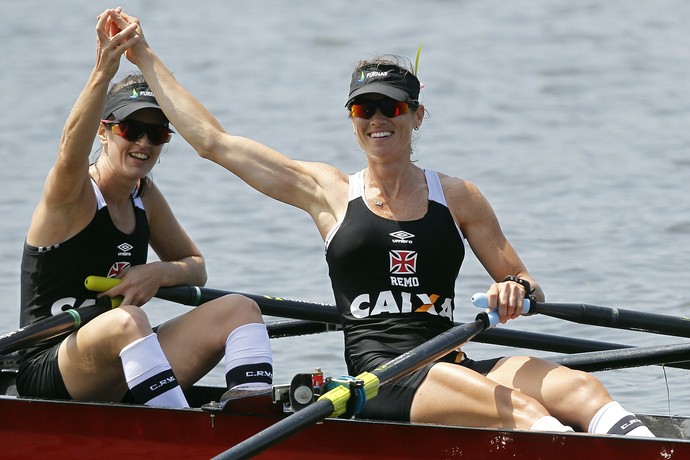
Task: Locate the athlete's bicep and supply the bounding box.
[444,178,524,280]
[144,185,202,262]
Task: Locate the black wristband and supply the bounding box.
[502,275,535,295]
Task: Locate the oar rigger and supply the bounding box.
[199,367,375,419]
[318,374,374,419]
[282,369,375,418]
[288,370,324,411]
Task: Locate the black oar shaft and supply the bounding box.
[266,320,337,339]
[0,302,111,355]
[548,342,690,372]
[535,302,690,338]
[373,319,488,385]
[151,284,690,374]
[156,285,640,355]
[476,327,627,353]
[155,286,338,323]
[157,285,690,370]
[473,292,690,339]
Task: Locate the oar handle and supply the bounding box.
[471,293,532,325]
[84,276,123,307]
[482,308,501,328]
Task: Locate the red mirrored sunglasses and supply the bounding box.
[349,97,418,119]
[101,120,174,145]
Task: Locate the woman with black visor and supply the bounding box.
[113,8,653,436]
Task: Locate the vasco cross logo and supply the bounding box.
[390,250,417,275]
[108,261,130,278]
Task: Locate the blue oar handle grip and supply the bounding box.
[476,309,501,328]
[470,293,534,328]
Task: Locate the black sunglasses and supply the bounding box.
[101,119,174,146]
[349,97,418,119]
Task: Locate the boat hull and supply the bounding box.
[2,392,689,460]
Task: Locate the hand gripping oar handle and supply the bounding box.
[470,293,530,325]
[84,276,123,307]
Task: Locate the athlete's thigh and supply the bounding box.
[485,355,610,428]
[58,310,140,401]
[155,303,230,386]
[410,362,522,428]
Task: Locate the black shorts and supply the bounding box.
[356,353,502,422]
[16,327,159,402]
[17,343,71,399]
[17,326,158,403]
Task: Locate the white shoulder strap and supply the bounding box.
[90,178,107,210]
[349,169,365,200]
[90,177,145,210]
[424,169,464,240]
[425,169,447,206]
[325,170,364,249]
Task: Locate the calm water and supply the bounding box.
[2,0,690,416]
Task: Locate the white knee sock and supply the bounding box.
[530,415,574,432]
[224,323,273,390]
[588,401,655,437]
[120,333,188,408]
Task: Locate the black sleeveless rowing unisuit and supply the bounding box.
[19,179,149,361]
[325,169,501,422]
[325,168,465,376]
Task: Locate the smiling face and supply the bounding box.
[350,94,424,162]
[99,108,169,180]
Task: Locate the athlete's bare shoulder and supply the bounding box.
[437,171,481,200]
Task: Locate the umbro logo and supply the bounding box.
[390,231,415,244]
[117,243,133,256]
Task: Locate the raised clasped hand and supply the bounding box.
[96,8,148,66]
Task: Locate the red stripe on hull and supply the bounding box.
[1,396,688,459]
